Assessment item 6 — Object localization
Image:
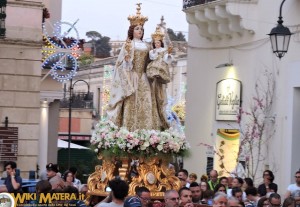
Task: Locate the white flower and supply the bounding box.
[157,145,163,151]
[90,119,190,155]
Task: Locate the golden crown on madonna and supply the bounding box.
[151,26,165,41]
[128,3,148,26]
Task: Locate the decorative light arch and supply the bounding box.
[42,19,82,82]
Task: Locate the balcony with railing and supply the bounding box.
[60,92,94,109]
[183,0,216,9]
[183,0,257,40]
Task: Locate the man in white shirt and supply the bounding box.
[95,177,129,207]
[285,170,300,207]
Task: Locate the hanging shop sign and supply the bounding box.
[0,127,18,161]
[216,79,242,121]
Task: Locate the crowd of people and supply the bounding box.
[94,169,300,207]
[0,161,88,206]
[0,161,300,207]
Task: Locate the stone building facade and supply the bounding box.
[0,0,44,177]
[183,0,300,193]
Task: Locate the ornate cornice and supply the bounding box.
[184,0,257,40]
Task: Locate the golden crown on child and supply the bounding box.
[151,26,165,41]
[128,3,148,26]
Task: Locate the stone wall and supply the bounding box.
[0,1,43,178]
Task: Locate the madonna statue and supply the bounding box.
[107,3,169,131]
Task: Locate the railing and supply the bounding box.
[183,0,218,9]
[60,92,94,109]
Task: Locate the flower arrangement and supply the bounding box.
[90,120,190,158]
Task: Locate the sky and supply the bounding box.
[61,0,188,42]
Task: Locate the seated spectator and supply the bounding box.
[94,177,129,207]
[0,161,22,193]
[164,190,180,207]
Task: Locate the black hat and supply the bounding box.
[46,163,59,173]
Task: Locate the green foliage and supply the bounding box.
[167,28,186,41]
[85,30,111,58]
[96,147,190,161]
[86,31,102,40]
[94,36,111,58]
[78,53,94,66]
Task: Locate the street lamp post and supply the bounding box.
[68,79,92,168]
[268,0,293,59]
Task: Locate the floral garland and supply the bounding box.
[90,120,190,158]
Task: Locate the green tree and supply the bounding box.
[94,36,111,58]
[176,32,186,41]
[85,31,111,58]
[167,28,186,41]
[78,53,94,66]
[86,31,102,40]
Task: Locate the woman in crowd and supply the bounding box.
[228,177,246,200]
[219,177,229,190]
[188,173,198,184]
[63,170,75,188]
[282,197,296,207]
[214,184,227,194]
[257,170,278,196]
[232,187,244,203]
[257,197,269,207]
[200,180,209,192]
